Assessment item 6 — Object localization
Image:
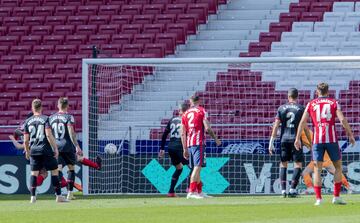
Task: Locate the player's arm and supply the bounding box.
[23,133,30,160]
[68,125,82,155]
[45,127,58,158]
[159,121,171,158]
[295,112,309,150]
[336,109,355,146]
[203,119,221,146]
[9,135,24,150]
[180,123,189,159]
[303,125,312,149]
[268,119,281,155]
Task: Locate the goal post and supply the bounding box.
[82,57,360,195]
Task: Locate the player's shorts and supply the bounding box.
[168,149,189,166]
[58,152,76,166]
[188,145,206,168]
[312,143,341,162]
[30,155,58,171]
[280,142,304,163]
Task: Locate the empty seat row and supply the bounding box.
[292,21,359,32]
[262,70,357,82]
[271,41,360,52]
[289,2,333,13]
[0,73,81,83]
[324,11,360,22]
[281,31,360,42]
[261,50,359,57]
[0,99,81,111]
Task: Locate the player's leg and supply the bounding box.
[29,155,42,203]
[77,155,102,170]
[289,144,304,197]
[302,163,315,194]
[168,149,185,197]
[57,154,68,188]
[64,152,77,200]
[324,163,351,192]
[47,156,68,202]
[187,146,203,199]
[312,144,325,205]
[36,168,48,186]
[279,143,290,197]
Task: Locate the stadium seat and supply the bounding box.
[121,43,144,54]
[42,35,64,45]
[23,55,44,64]
[248,42,271,52]
[77,5,99,15]
[22,74,44,83]
[187,3,209,23]
[310,2,332,13]
[66,73,81,83]
[5,83,29,93]
[293,41,316,52]
[20,35,42,45]
[121,24,143,34]
[53,83,75,92]
[316,41,339,52]
[67,15,89,25]
[3,17,24,26]
[155,33,177,54]
[0,46,9,56]
[22,0,43,7]
[132,14,155,24]
[301,12,324,22]
[333,2,354,12]
[53,25,75,35]
[8,26,30,36]
[0,7,13,17]
[10,45,32,55]
[133,33,155,44]
[326,32,348,42]
[164,4,187,14]
[292,22,314,32]
[143,23,165,34]
[271,42,293,52]
[29,83,52,92]
[154,14,177,24]
[43,73,66,83]
[111,34,133,44]
[279,12,301,22]
[0,65,12,74]
[0,111,19,120]
[166,23,188,44]
[349,32,360,41]
[1,55,23,65]
[65,35,88,44]
[98,24,121,34]
[18,92,42,101]
[289,2,310,13]
[335,22,358,32]
[0,74,22,83]
[142,4,165,15]
[45,16,67,25]
[177,13,199,34]
[33,64,55,74]
[303,32,326,42]
[281,32,303,42]
[269,22,292,32]
[0,92,19,102]
[54,45,77,55]
[89,34,111,44]
[55,6,77,16]
[110,15,133,25]
[323,12,345,21]
[33,6,55,16]
[55,64,77,73]
[0,36,19,46]
[259,32,281,42]
[67,54,89,64]
[143,43,166,57]
[42,91,65,100]
[13,6,34,17]
[121,4,143,15]
[23,16,46,25]
[314,22,335,32]
[98,5,121,15]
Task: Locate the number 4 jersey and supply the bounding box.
[49,112,76,153]
[276,102,305,143]
[23,115,53,156]
[305,97,339,144]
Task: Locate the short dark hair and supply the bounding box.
[190,95,200,103]
[317,83,329,96]
[58,97,69,110]
[288,88,298,99]
[179,102,189,113]
[32,99,42,112]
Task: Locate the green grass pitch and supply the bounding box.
[0,194,359,223]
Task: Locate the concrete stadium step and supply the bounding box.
[185,40,241,50]
[130,91,191,101]
[227,1,288,10]
[98,121,160,130]
[196,30,250,40]
[135,81,207,91]
[207,20,260,30]
[176,50,234,57]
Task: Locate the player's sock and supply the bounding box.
[197,182,203,194]
[67,170,75,192]
[341,174,350,189]
[61,177,68,188]
[51,176,61,196]
[303,174,313,189]
[280,167,287,191]
[36,175,45,186]
[290,168,302,190]
[169,168,182,194]
[187,169,193,191]
[334,182,342,197]
[81,158,99,169]
[189,182,197,193]
[314,186,322,200]
[30,175,37,196]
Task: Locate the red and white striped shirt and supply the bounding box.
[182,106,207,148]
[305,97,340,144]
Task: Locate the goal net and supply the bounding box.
[82,57,360,195]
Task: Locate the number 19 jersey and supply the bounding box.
[182,106,207,148]
[305,97,339,144]
[276,102,305,143]
[49,112,75,153]
[23,115,53,156]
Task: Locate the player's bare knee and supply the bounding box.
[280,162,288,168]
[31,171,39,176]
[51,169,59,176]
[68,164,75,171]
[175,163,183,170]
[294,162,302,168]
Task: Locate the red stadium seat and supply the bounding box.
[63,0,85,5]
[22,0,43,7]
[23,16,45,26]
[43,0,63,6]
[5,83,29,93]
[98,24,121,34]
[31,25,53,35]
[143,43,166,58]
[166,23,188,44]
[88,15,111,25]
[29,83,52,92]
[187,3,209,24]
[111,34,133,44]
[33,6,55,16]
[143,4,164,15]
[300,12,324,22]
[65,35,88,44]
[1,55,23,65]
[248,42,271,52]
[164,4,187,14]
[0,111,19,120]
[89,34,111,44]
[110,15,133,25]
[32,45,54,55]
[259,32,281,42]
[78,45,94,54]
[108,0,128,4]
[33,64,55,74]
[55,6,77,16]
[152,0,171,3]
[121,44,144,54]
[0,74,22,83]
[197,0,218,14]
[8,101,31,110]
[0,92,18,102]
[0,36,19,46]
[0,46,9,56]
[54,45,77,55]
[41,101,55,110]
[7,26,30,36]
[43,73,66,83]
[42,91,64,100]
[66,73,81,83]
[23,55,44,64]
[13,7,34,17]
[45,16,67,25]
[75,25,97,35]
[19,92,42,101]
[87,0,106,5]
[155,33,177,54]
[269,22,292,32]
[3,17,24,26]
[143,23,165,34]
[77,5,98,15]
[45,55,67,64]
[67,54,89,64]
[22,74,44,83]
[67,15,89,25]
[55,64,78,73]
[289,2,310,13]
[154,14,177,24]
[42,35,65,45]
[100,44,122,54]
[239,52,261,57]
[121,24,143,34]
[121,4,143,15]
[53,83,75,92]
[131,0,151,4]
[53,25,75,35]
[132,14,154,24]
[0,65,12,74]
[0,27,7,36]
[66,91,82,101]
[20,35,42,46]
[98,5,121,15]
[10,45,32,55]
[133,33,155,44]
[0,7,13,17]
[177,13,199,34]
[310,2,333,12]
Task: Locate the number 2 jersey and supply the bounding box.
[276,102,305,143]
[161,117,182,151]
[23,115,53,156]
[49,112,76,153]
[305,97,339,144]
[182,106,207,148]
